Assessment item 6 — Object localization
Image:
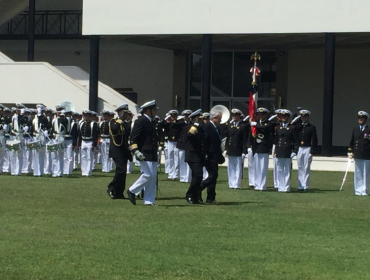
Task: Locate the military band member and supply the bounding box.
[50,106,66,177]
[185,109,204,204]
[32,106,49,177]
[19,108,33,174]
[106,104,132,199]
[295,110,318,191]
[78,110,98,177]
[249,107,274,191]
[273,109,299,192]
[44,108,53,174]
[61,110,78,175]
[10,105,24,176]
[2,107,12,173]
[99,110,111,173]
[127,100,159,206]
[225,108,247,189]
[348,111,370,196]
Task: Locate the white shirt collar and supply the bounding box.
[144,114,152,122]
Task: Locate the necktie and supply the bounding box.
[215,126,221,140]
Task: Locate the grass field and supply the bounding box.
[0,166,369,280]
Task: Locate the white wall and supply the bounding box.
[83,0,370,35]
[0,39,174,115]
[287,48,370,147]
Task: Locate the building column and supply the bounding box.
[322,33,336,156]
[27,0,35,61]
[201,34,212,112]
[89,36,100,112]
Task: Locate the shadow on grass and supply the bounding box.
[156,196,186,201]
[161,201,261,207]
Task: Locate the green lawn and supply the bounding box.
[0,166,369,280]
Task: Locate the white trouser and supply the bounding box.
[203,166,208,180]
[179,149,191,182]
[228,156,243,189]
[63,139,73,175]
[73,147,79,169]
[32,146,45,176]
[127,159,133,173]
[44,148,51,175]
[254,153,269,190]
[164,143,169,174]
[273,158,277,188]
[0,145,5,174]
[10,149,22,175]
[167,141,179,179]
[276,158,291,192]
[3,148,11,173]
[81,140,93,176]
[354,159,369,196]
[51,149,63,177]
[110,158,115,171]
[247,149,255,187]
[100,139,110,172]
[297,147,312,190]
[92,146,99,170]
[129,161,157,204]
[22,138,32,173]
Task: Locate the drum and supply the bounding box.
[6,140,21,151]
[46,141,63,152]
[27,140,41,150]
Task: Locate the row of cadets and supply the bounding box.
[224,108,248,189]
[78,109,98,176]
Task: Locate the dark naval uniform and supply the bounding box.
[349,119,370,196]
[225,121,247,189]
[249,120,274,190]
[295,122,318,190]
[127,110,159,205]
[106,118,131,199]
[274,122,299,192]
[185,123,205,203]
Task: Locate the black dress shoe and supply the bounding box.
[126,190,136,205]
[186,196,200,204]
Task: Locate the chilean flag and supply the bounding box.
[249,66,260,137]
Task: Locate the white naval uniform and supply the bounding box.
[21,135,32,174]
[167,140,179,179]
[129,160,157,205]
[0,128,6,174]
[253,153,269,190]
[297,146,312,190]
[179,149,191,182]
[164,142,169,173]
[63,118,75,175]
[79,121,96,177]
[10,114,22,176]
[354,159,369,196]
[50,118,64,177]
[228,156,243,189]
[276,158,291,192]
[247,149,255,187]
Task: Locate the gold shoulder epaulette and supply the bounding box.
[189,126,198,135]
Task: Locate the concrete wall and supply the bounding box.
[83,0,370,35]
[287,48,370,147]
[0,39,174,115]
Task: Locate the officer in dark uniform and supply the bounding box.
[184,109,204,204]
[273,109,299,192]
[106,103,132,199]
[348,111,370,196]
[225,108,247,189]
[248,107,274,191]
[295,109,318,191]
[127,100,159,206]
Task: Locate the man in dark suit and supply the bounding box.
[348,111,370,196]
[295,109,318,191]
[127,100,159,206]
[106,104,132,199]
[184,109,204,204]
[273,109,299,192]
[199,109,225,203]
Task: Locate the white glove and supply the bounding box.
[272,153,276,158]
[23,126,29,133]
[242,153,246,159]
[44,131,49,137]
[37,108,42,116]
[290,152,296,158]
[134,150,145,161]
[3,124,8,131]
[347,152,353,159]
[158,146,163,152]
[250,121,257,127]
[223,151,227,157]
[247,148,252,153]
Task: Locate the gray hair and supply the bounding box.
[210,110,222,119]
